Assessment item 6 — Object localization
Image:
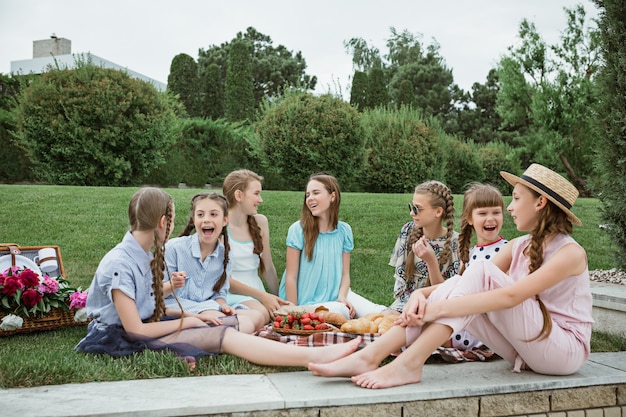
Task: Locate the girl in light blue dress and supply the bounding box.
[279,173,385,319]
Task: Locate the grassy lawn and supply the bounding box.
[0,184,623,388]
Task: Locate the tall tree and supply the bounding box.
[367,67,389,109]
[593,0,626,267]
[167,53,200,117]
[225,39,254,122]
[345,27,456,118]
[349,70,368,110]
[198,27,316,110]
[202,63,224,119]
[496,5,600,194]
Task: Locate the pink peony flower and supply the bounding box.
[69,291,88,310]
[40,276,60,294]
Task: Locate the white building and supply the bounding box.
[10,36,166,92]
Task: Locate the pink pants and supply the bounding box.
[406,260,589,375]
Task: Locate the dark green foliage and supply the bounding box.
[360,107,445,193]
[477,141,522,194]
[13,63,178,186]
[397,79,414,107]
[441,136,484,194]
[202,63,224,119]
[367,67,388,109]
[349,70,368,110]
[146,118,258,188]
[225,39,255,122]
[198,27,316,111]
[0,74,29,183]
[593,0,626,268]
[257,93,364,190]
[167,53,200,117]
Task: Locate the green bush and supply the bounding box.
[360,107,445,193]
[257,93,364,190]
[441,136,484,193]
[477,141,522,194]
[147,118,259,188]
[14,63,179,186]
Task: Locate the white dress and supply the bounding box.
[226,230,266,305]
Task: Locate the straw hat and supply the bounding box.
[500,163,582,226]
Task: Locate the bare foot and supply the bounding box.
[351,360,422,389]
[308,345,378,377]
[309,337,362,365]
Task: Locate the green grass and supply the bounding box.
[0,184,623,388]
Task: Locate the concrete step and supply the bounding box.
[590,281,626,337]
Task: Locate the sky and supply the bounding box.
[0,0,600,98]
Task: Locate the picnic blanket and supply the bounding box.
[254,324,497,363]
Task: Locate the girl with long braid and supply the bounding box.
[386,181,460,315]
[75,187,362,367]
[222,170,291,324]
[162,192,264,334]
[309,164,593,388]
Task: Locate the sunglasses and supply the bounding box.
[408,203,434,215]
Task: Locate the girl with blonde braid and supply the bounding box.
[309,164,593,388]
[386,181,460,315]
[75,187,362,367]
[222,169,291,324]
[162,192,264,334]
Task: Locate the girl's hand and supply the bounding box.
[180,316,206,329]
[338,296,356,318]
[259,293,292,320]
[412,236,436,263]
[197,310,223,326]
[220,305,234,316]
[170,271,187,290]
[396,290,428,327]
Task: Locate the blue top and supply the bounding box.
[164,233,233,313]
[278,220,354,305]
[85,231,155,329]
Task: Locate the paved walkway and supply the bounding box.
[1,351,625,417]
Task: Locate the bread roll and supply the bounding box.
[317,311,347,326]
[376,315,395,334]
[340,317,379,334]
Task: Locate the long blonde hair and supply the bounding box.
[178,192,231,293]
[127,187,173,323]
[222,169,266,275]
[301,173,341,261]
[405,181,455,286]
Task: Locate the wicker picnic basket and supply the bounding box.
[0,243,88,336]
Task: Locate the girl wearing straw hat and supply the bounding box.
[309,163,593,389]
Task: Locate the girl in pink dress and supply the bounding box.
[309,164,593,388]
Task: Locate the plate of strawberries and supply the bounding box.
[272,311,337,335]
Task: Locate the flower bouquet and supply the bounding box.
[0,265,89,335]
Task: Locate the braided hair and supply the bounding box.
[405,181,455,286]
[127,187,173,323]
[222,169,266,275]
[525,187,573,341]
[178,192,231,293]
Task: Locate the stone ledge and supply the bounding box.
[0,352,624,417]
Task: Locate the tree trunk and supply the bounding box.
[559,154,592,197]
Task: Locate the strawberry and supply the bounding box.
[303,324,315,331]
[300,317,311,326]
[310,313,319,320]
[273,321,281,328]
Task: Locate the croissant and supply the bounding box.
[317,311,347,326]
[376,315,395,334]
[340,317,379,334]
